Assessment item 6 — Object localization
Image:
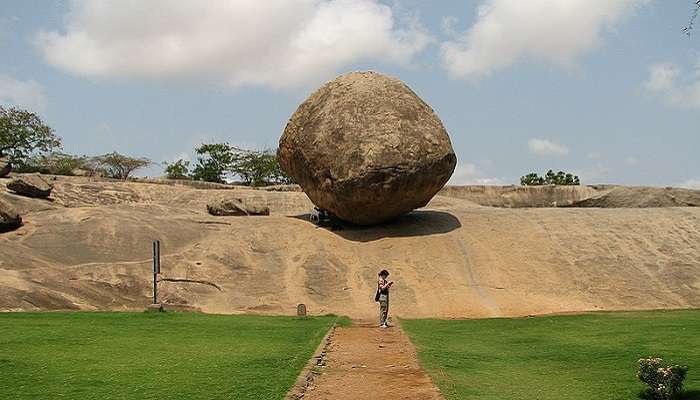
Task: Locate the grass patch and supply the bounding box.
[402,309,700,400]
[0,312,337,400]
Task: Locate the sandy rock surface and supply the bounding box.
[279,71,456,225]
[0,175,699,318]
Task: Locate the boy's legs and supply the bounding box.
[379,295,389,326]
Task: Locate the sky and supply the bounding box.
[0,0,699,187]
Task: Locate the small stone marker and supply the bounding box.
[297,303,307,317]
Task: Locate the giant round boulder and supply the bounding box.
[278,71,456,225]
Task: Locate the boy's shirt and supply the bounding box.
[378,277,390,295]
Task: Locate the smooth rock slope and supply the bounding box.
[1,176,698,318]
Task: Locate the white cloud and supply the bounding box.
[643,62,700,108]
[680,179,700,190]
[448,161,503,185]
[440,0,646,81]
[0,76,48,112]
[35,0,432,89]
[528,138,569,157]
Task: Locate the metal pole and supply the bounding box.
[152,240,158,304]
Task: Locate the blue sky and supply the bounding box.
[0,0,699,187]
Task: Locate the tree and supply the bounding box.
[520,172,545,186]
[89,152,151,180]
[230,148,293,186]
[0,106,61,167]
[191,143,235,183]
[190,143,293,185]
[163,159,190,179]
[520,170,580,186]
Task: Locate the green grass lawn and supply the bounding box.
[402,309,700,400]
[0,312,339,400]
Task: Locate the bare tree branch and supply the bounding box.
[684,0,700,35]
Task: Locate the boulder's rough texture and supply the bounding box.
[7,174,53,199]
[0,157,10,178]
[0,198,22,232]
[207,198,270,216]
[278,71,457,225]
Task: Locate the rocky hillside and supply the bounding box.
[1,175,699,318]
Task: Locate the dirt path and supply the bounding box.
[300,321,444,400]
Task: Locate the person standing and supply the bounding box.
[377,269,394,328]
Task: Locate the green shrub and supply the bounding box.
[190,142,293,185]
[163,159,190,179]
[637,357,688,400]
[520,169,580,186]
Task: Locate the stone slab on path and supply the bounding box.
[299,321,444,400]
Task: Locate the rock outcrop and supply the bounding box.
[207,198,270,216]
[7,174,53,199]
[278,71,456,225]
[0,157,10,178]
[0,198,22,232]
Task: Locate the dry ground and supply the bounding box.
[300,321,444,400]
[1,175,699,318]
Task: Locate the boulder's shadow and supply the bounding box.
[292,210,461,242]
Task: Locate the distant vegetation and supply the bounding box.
[20,151,152,180]
[163,159,190,180]
[2,106,151,180]
[2,106,290,186]
[21,152,89,176]
[90,152,152,180]
[521,169,580,186]
[185,142,292,186]
[0,106,61,169]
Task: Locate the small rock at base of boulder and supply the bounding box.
[7,174,53,199]
[207,198,270,216]
[0,157,11,178]
[0,198,22,232]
